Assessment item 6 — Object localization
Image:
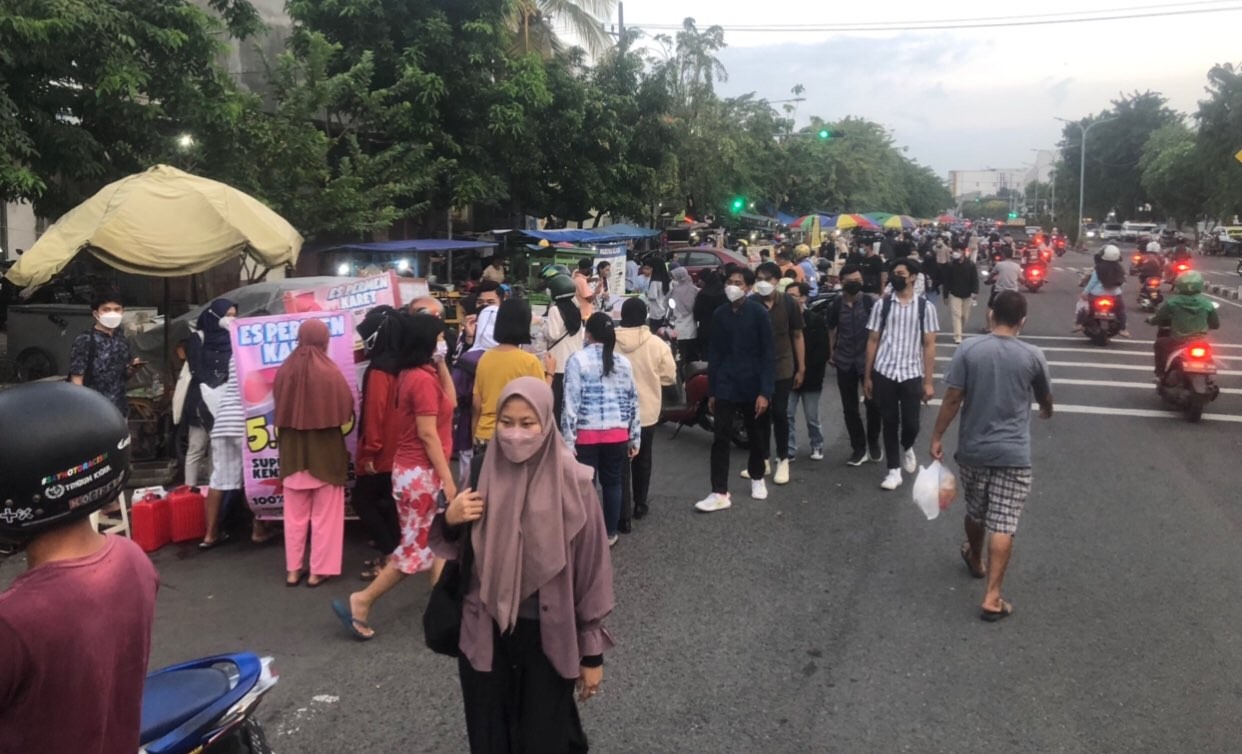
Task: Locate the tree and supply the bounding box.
[1139,122,1206,229]
[504,0,615,58]
[0,0,261,218]
[1195,62,1242,221]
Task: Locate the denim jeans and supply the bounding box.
[575,441,627,537]
[786,390,823,458]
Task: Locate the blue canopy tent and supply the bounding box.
[523,223,661,246]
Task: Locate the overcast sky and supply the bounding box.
[582,1,1242,179]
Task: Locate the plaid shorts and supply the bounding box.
[958,463,1032,535]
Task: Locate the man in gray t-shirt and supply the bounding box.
[929,291,1053,623]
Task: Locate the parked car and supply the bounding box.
[1121,222,1158,241]
[671,247,752,283]
[1099,223,1124,240]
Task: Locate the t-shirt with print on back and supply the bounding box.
[473,348,545,442]
[944,334,1052,468]
[394,365,455,470]
[0,535,158,754]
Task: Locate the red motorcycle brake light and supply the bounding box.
[1189,344,1209,359]
[1146,277,1161,287]
[1176,264,1189,272]
[1132,254,1142,263]
[1094,297,1114,310]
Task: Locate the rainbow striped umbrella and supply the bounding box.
[883,215,917,230]
[837,213,879,229]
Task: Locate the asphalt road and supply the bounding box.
[5,248,1242,753]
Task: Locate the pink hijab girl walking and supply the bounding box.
[432,377,615,752]
[273,318,354,587]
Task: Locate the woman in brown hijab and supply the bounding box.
[431,376,615,753]
[274,318,354,587]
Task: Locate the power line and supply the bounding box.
[631,2,1242,33]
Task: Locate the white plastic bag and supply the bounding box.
[912,461,945,520]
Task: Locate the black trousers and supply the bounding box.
[458,619,588,754]
[756,378,793,461]
[870,371,922,470]
[552,373,565,431]
[836,369,881,452]
[677,339,701,365]
[711,398,765,494]
[352,473,400,555]
[624,425,657,512]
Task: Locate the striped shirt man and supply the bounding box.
[868,295,939,382]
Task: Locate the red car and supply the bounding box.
[671,247,752,284]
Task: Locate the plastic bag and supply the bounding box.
[912,461,959,520]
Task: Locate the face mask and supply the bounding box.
[754,280,776,297]
[951,252,962,261]
[435,340,448,359]
[218,315,236,331]
[97,312,123,329]
[890,277,909,292]
[842,281,863,295]
[496,426,543,463]
[725,284,745,303]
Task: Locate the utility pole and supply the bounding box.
[618,2,624,39]
[1055,116,1117,246]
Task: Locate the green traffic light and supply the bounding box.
[817,129,830,140]
[730,197,745,213]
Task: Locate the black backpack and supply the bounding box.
[878,294,928,343]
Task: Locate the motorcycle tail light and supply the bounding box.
[1189,344,1209,359]
[1094,297,1115,310]
[1177,264,1189,272]
[1146,277,1161,288]
[1132,254,1141,263]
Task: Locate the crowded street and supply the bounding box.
[5,246,1236,753]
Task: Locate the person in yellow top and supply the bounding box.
[472,299,553,446]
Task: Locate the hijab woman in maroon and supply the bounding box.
[273,318,354,587]
[431,376,615,753]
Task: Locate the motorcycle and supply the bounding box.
[1137,276,1164,312]
[658,299,748,448]
[1053,235,1067,257]
[1021,261,1047,292]
[140,652,278,754]
[1083,294,1122,346]
[1156,333,1220,422]
[1165,259,1192,287]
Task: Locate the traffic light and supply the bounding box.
[817,129,831,140]
[1007,212,1018,219]
[730,196,746,214]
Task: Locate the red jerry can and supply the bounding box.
[130,496,172,553]
[167,486,207,543]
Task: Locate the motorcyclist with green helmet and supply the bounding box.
[1148,270,1220,377]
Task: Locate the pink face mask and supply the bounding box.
[496,426,543,463]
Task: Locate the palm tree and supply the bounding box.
[505,0,616,58]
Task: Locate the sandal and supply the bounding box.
[306,575,334,588]
[960,542,986,579]
[980,599,1014,622]
[360,567,382,581]
[286,571,305,587]
[332,599,374,641]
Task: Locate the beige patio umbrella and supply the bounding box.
[5,164,303,290]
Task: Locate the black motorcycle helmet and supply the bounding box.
[0,383,131,540]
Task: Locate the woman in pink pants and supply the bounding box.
[273,318,355,587]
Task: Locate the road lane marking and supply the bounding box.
[1205,293,1242,309]
[936,335,1242,350]
[931,374,1242,394]
[932,356,1242,376]
[925,399,1242,423]
[937,345,1242,363]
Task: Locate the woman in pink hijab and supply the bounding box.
[431,376,615,752]
[273,318,354,587]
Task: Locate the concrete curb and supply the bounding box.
[1206,283,1241,300]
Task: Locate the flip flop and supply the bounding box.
[306,575,334,589]
[286,571,305,588]
[332,599,374,641]
[980,599,1014,623]
[960,542,986,579]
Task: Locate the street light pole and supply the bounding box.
[1055,116,1117,245]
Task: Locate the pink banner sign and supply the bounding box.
[283,271,401,331]
[232,311,360,520]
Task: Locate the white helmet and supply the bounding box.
[1146,241,1160,253]
[1101,244,1122,262]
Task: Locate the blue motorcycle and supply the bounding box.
[140,653,278,754]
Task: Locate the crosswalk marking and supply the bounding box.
[937,344,1242,363]
[931,373,1242,394]
[932,355,1242,376]
[926,398,1242,423]
[937,334,1242,350]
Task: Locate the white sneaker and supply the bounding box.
[902,448,917,474]
[773,459,790,485]
[607,534,619,547]
[880,469,903,490]
[810,447,824,461]
[739,460,771,479]
[694,492,732,513]
[751,479,769,500]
